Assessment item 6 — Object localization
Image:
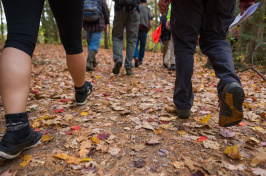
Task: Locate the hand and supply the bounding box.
[166,21,170,30]
[158,0,170,16]
[104,24,108,31]
[239,2,255,15]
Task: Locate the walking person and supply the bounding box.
[83,0,110,71]
[112,0,140,75]
[133,0,153,67]
[158,0,254,127]
[0,0,92,159]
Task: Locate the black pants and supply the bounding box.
[171,0,241,110]
[2,0,84,57]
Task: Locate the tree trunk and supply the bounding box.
[0,2,4,40]
[104,30,108,49]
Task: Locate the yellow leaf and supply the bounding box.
[20,155,32,167]
[91,137,100,144]
[80,158,94,162]
[200,114,211,124]
[251,126,264,132]
[53,153,69,160]
[178,131,187,135]
[67,156,80,165]
[154,128,163,135]
[80,112,88,116]
[224,145,243,160]
[79,148,89,158]
[42,134,52,142]
[32,121,41,128]
[211,73,215,76]
[96,76,101,79]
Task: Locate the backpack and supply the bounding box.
[84,0,101,23]
[117,0,138,10]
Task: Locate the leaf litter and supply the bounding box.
[0,44,265,175]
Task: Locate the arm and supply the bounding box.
[239,0,255,15]
[148,20,152,31]
[166,4,171,30]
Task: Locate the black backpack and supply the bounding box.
[117,0,139,10]
[84,0,102,22]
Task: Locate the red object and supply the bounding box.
[198,136,207,141]
[55,109,64,113]
[238,122,246,126]
[152,24,162,43]
[71,126,82,130]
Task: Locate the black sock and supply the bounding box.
[5,112,31,138]
[75,83,86,94]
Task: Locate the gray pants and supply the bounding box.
[171,0,241,110]
[112,10,140,69]
[163,37,175,65]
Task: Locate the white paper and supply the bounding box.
[229,2,260,31]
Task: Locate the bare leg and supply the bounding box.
[0,47,31,114]
[66,53,86,87]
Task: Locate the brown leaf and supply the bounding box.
[131,143,146,151]
[146,136,160,145]
[20,155,32,167]
[183,157,195,171]
[79,148,89,158]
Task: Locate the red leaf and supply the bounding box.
[102,93,110,97]
[31,90,39,93]
[238,122,245,126]
[60,99,69,103]
[55,109,64,113]
[156,89,163,92]
[66,130,77,135]
[198,136,207,142]
[71,126,82,130]
[97,133,110,140]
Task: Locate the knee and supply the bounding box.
[4,33,36,57]
[61,39,83,55]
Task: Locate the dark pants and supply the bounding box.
[2,0,84,57]
[171,0,241,110]
[134,31,148,63]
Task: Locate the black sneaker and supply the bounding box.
[163,63,168,68]
[112,59,123,74]
[135,58,139,67]
[218,82,245,127]
[168,64,176,71]
[175,106,191,119]
[92,60,99,68]
[126,68,133,75]
[75,81,93,106]
[0,130,42,159]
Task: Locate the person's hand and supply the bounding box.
[239,2,255,15]
[104,24,108,31]
[158,0,170,16]
[166,21,170,30]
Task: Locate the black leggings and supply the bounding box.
[2,0,84,57]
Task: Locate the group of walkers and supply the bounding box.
[0,0,254,161]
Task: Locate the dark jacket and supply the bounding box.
[160,13,171,42]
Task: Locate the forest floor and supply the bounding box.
[0,44,265,176]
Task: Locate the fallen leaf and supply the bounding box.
[42,134,52,142]
[80,112,88,116]
[54,153,69,160]
[32,121,41,128]
[0,170,17,176]
[97,133,110,140]
[80,141,92,149]
[164,106,175,113]
[91,137,100,144]
[108,147,121,156]
[203,140,219,150]
[198,136,207,142]
[173,161,184,169]
[251,168,266,176]
[64,114,74,121]
[238,122,246,126]
[219,130,235,138]
[131,144,146,151]
[178,131,187,135]
[251,126,264,132]
[79,158,94,162]
[200,114,211,124]
[154,128,163,134]
[134,160,146,168]
[79,148,89,158]
[71,126,82,130]
[250,152,266,167]
[146,136,160,145]
[184,157,195,170]
[20,155,32,167]
[190,170,205,176]
[55,109,64,113]
[142,121,155,131]
[224,145,243,160]
[67,156,80,165]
